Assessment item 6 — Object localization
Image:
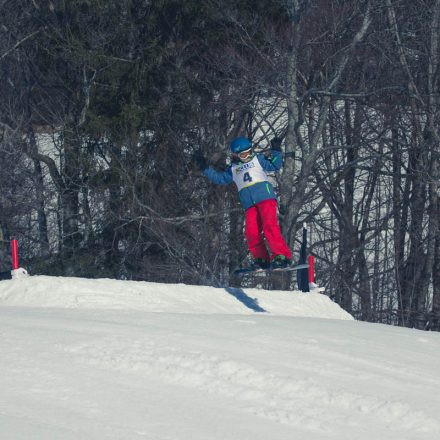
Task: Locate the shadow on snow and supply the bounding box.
[224,287,266,313]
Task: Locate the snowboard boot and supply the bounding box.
[251,258,271,270]
[271,255,292,269]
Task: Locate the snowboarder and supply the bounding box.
[193,137,292,270]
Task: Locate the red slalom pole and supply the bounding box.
[11,239,19,270]
[308,255,315,284]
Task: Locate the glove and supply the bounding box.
[270,137,283,151]
[230,155,240,164]
[193,150,207,171]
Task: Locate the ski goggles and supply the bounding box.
[237,148,253,161]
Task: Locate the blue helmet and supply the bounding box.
[230,137,252,153]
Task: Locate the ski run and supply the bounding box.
[1,275,439,440]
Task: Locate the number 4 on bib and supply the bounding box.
[243,172,252,183]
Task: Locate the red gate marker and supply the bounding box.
[11,239,19,270]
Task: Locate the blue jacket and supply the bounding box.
[203,151,282,210]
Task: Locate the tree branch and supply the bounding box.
[0,29,42,60]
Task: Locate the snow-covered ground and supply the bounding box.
[0,276,439,440]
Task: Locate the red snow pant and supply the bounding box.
[244,199,292,261]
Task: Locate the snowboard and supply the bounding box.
[233,263,309,276]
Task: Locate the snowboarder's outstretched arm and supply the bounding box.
[257,137,284,172]
[192,150,233,185]
[203,166,233,185]
[257,150,283,172]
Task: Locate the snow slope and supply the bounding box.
[0,275,352,319]
[0,276,439,440]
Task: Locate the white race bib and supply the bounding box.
[232,156,267,191]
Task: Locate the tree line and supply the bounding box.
[1,0,440,330]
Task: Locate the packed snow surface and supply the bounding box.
[0,276,439,440]
[0,275,351,318]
